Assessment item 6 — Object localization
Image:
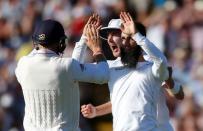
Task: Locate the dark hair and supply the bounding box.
[32,20,66,46]
[32,20,67,54]
[120,45,142,68]
[135,22,146,36]
[120,22,146,67]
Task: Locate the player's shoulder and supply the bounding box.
[17,56,28,64]
[53,57,73,66]
[15,56,29,73]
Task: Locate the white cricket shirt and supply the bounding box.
[73,33,169,131]
[157,88,174,131]
[15,49,109,131]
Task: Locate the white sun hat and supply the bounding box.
[100,19,122,40]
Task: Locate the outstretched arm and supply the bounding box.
[120,12,169,82]
[71,23,109,84]
[81,102,112,118]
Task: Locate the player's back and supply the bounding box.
[15,53,80,131]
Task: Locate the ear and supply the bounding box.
[33,42,39,50]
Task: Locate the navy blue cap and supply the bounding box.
[32,20,66,45]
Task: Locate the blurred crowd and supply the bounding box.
[0,0,203,131]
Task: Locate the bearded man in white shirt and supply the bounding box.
[79,13,184,131]
[73,12,173,131]
[80,12,184,131]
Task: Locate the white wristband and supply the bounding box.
[170,82,181,94]
[79,35,87,43]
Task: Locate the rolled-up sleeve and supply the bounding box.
[70,59,109,84]
[132,33,169,81]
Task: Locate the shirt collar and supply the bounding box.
[112,57,123,67]
[136,61,149,69]
[34,49,59,57]
[113,57,149,69]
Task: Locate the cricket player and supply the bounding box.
[73,12,171,131]
[79,13,184,131]
[15,19,109,131]
[81,67,184,131]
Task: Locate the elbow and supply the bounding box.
[153,65,169,82]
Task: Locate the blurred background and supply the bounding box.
[0,0,203,131]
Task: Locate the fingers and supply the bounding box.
[120,11,136,35]
[81,104,93,118]
[81,104,90,113]
[86,16,94,25]
[92,25,97,39]
[127,12,133,21]
[86,25,93,40]
[92,13,101,29]
[86,25,91,39]
[86,24,101,51]
[88,13,101,26]
[84,13,98,27]
[120,11,132,22]
[87,13,97,25]
[95,14,101,28]
[89,25,94,40]
[84,13,102,37]
[83,16,93,36]
[88,24,98,40]
[92,13,97,25]
[120,12,126,23]
[96,25,102,37]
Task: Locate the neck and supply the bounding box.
[38,44,46,50]
[37,44,59,54]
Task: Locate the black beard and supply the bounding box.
[120,45,142,68]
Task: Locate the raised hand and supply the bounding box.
[83,13,101,37]
[92,13,101,29]
[86,24,102,54]
[81,104,97,118]
[120,12,136,36]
